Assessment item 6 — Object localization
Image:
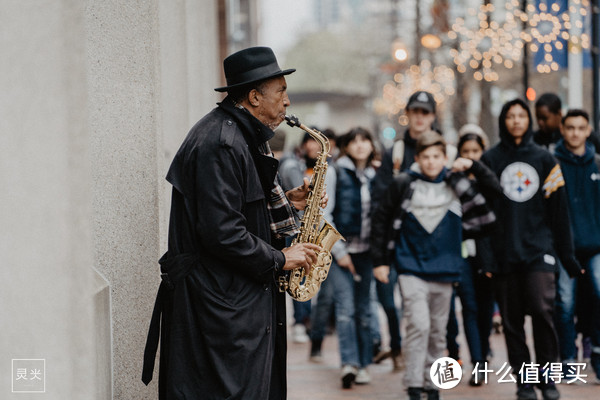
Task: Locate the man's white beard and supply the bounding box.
[267,121,281,131]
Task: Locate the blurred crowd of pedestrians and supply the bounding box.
[276,90,600,400]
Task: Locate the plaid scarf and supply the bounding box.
[258,141,300,239]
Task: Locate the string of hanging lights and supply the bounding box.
[448,2,522,82]
[448,0,591,79]
[505,0,591,74]
[373,59,455,125]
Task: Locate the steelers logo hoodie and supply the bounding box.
[480,98,580,277]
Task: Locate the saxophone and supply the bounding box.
[279,115,345,302]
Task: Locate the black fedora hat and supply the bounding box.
[214,46,296,92]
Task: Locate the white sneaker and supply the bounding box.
[355,368,371,384]
[292,324,309,343]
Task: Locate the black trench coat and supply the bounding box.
[143,97,289,400]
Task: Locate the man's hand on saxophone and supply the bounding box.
[283,176,326,275]
[281,243,321,274]
[285,177,329,211]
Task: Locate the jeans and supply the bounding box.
[328,251,373,368]
[555,261,578,361]
[370,282,381,347]
[310,271,334,343]
[293,299,311,326]
[446,258,492,364]
[457,259,488,364]
[375,266,402,351]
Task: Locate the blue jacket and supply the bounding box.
[554,140,600,258]
[395,209,465,283]
[323,156,376,261]
[332,157,374,237]
[370,165,496,283]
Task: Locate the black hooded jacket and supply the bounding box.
[480,98,580,277]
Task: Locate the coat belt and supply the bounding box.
[142,252,199,385]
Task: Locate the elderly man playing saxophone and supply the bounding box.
[142,46,324,400]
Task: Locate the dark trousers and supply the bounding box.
[446,259,495,365]
[495,270,559,372]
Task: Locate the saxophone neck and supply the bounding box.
[285,115,330,157]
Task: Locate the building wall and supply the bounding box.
[0,1,220,399]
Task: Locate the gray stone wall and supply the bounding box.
[0,1,220,398]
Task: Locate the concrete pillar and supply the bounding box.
[86,1,163,398]
[88,0,220,398]
[0,1,221,399]
[0,1,96,399]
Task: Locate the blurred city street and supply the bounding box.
[4,1,600,398]
[286,304,600,400]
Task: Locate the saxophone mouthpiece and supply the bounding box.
[285,114,300,128]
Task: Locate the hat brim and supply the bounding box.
[406,102,434,113]
[214,68,296,92]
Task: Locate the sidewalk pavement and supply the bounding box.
[286,312,599,400]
